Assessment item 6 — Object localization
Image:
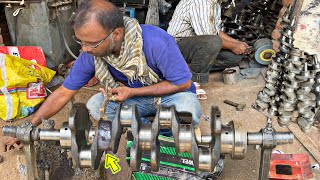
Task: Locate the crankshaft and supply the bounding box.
[3,103,293,180]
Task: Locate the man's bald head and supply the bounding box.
[71,0,124,31]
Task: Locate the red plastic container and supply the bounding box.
[269,153,313,180]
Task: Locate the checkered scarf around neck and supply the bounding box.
[94,17,160,88]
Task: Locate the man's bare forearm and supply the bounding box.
[220,31,238,43]
[219,31,238,49]
[131,80,191,97]
[30,86,78,126]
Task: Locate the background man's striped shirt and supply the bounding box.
[167,0,221,40]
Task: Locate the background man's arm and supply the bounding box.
[219,31,250,54]
[30,85,78,126]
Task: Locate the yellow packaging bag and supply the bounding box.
[0,53,56,121]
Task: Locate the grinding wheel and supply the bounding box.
[253,38,275,65]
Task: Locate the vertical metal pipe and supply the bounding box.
[24,142,39,180]
[258,148,272,180]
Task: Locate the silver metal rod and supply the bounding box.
[39,130,61,141]
[2,125,17,138]
[139,126,152,151]
[274,132,294,145]
[201,135,212,145]
[79,149,92,168]
[247,133,263,145]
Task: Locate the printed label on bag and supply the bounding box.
[7,47,21,57]
[26,81,47,99]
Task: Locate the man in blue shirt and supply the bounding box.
[4,0,201,150]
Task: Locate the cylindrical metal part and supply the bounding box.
[220,125,234,154]
[139,125,152,151]
[220,121,247,159]
[158,107,173,129]
[232,129,247,159]
[248,132,293,146]
[223,69,237,85]
[178,125,192,152]
[120,105,133,127]
[201,135,212,145]
[79,148,92,168]
[59,123,72,148]
[247,133,263,145]
[298,117,313,132]
[198,147,212,172]
[274,132,294,145]
[39,130,60,141]
[2,126,17,138]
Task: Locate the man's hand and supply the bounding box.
[3,137,23,152]
[108,86,134,102]
[231,42,251,55]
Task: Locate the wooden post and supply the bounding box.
[145,0,159,26]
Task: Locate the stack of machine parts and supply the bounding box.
[220,0,281,44]
[253,5,318,132]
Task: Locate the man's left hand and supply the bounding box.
[108,86,133,102]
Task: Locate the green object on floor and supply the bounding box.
[126,135,195,171]
[132,172,174,180]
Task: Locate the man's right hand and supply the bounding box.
[231,42,250,55]
[3,137,23,152]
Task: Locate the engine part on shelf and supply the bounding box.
[3,104,294,180]
[253,38,275,65]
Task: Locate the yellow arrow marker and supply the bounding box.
[104,154,121,174]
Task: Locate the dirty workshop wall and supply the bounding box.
[293,0,320,56]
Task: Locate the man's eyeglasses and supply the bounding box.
[73,29,115,49]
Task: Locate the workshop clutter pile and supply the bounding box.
[253,5,319,132]
[0,48,55,121]
[220,0,280,65]
[220,0,281,44]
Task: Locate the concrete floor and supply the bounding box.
[0,70,319,179]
